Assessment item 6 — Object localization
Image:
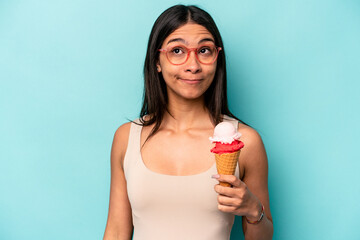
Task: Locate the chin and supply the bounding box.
[167,84,209,101]
[179,90,206,100]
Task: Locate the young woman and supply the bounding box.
[103,5,273,240]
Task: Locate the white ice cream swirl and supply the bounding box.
[209,122,242,144]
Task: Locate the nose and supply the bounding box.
[185,50,202,73]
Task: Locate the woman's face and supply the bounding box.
[157,23,217,101]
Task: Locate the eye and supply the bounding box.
[199,48,209,54]
[170,46,185,55]
[198,46,214,55]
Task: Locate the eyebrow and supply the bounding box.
[199,38,215,44]
[166,38,215,45]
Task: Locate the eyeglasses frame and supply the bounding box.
[158,45,222,65]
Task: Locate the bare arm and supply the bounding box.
[240,127,273,239]
[214,126,273,239]
[103,123,133,240]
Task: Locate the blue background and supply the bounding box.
[1,0,359,239]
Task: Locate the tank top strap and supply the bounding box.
[123,119,142,178]
[222,115,239,131]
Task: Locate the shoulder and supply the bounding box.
[237,123,264,149]
[237,122,267,168]
[114,122,132,141]
[112,122,132,168]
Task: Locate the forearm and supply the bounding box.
[103,230,133,240]
[103,223,133,240]
[243,214,273,240]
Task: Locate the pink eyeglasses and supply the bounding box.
[159,44,222,65]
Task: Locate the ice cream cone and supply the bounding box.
[215,150,240,187]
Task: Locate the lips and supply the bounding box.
[179,78,203,84]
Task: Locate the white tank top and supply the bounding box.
[123,117,240,240]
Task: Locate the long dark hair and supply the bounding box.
[140,4,246,140]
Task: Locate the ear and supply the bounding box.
[156,64,161,72]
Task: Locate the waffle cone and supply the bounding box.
[215,150,240,187]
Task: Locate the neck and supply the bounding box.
[163,95,212,131]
